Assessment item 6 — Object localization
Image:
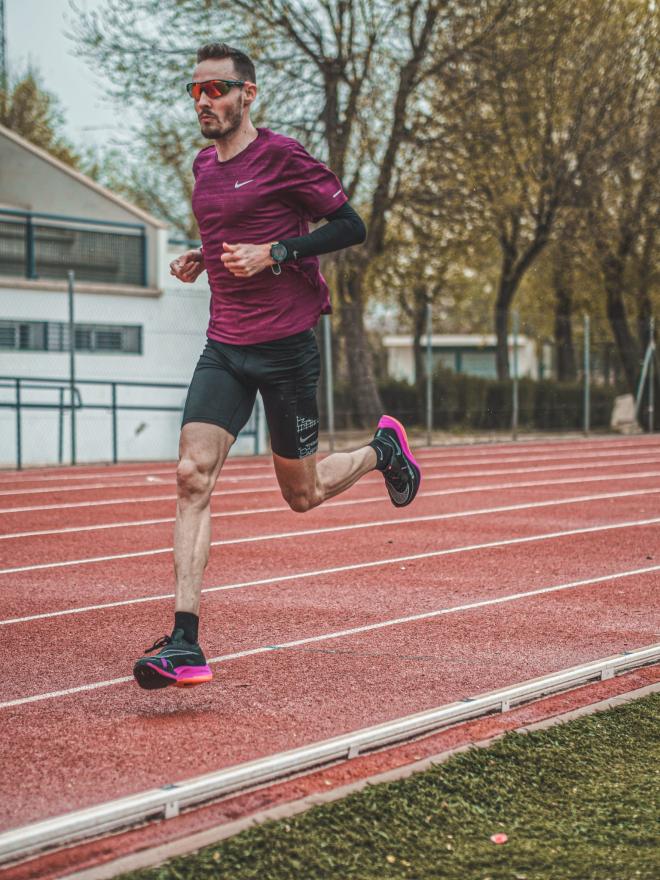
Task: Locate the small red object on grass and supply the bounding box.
[490,833,508,844]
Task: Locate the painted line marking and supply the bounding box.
[4,469,660,541]
[1,447,660,497]
[2,487,659,576]
[2,517,658,626]
[3,456,660,515]
[1,562,657,709]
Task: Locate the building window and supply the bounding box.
[0,320,142,354]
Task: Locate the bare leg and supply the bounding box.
[273,445,377,513]
[173,422,234,614]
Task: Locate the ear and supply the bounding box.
[243,81,258,107]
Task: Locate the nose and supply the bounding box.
[196,89,213,110]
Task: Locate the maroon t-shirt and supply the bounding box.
[192,128,347,345]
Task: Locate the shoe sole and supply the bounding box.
[378,415,421,506]
[133,662,213,690]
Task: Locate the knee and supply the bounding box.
[176,457,214,504]
[282,487,317,514]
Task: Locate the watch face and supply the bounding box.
[271,242,288,262]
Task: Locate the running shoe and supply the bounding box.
[372,414,422,507]
[133,628,213,690]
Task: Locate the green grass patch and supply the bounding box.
[123,694,659,880]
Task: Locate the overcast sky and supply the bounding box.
[6,0,127,150]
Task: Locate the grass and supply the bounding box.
[121,693,659,880]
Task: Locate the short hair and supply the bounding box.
[196,43,256,83]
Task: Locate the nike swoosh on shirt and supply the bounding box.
[235,179,255,189]
[332,188,342,197]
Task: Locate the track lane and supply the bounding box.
[4,477,660,568]
[2,444,660,502]
[3,457,660,528]
[1,487,658,614]
[1,521,657,699]
[0,573,655,831]
[1,436,658,487]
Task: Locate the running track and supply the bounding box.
[1,435,659,876]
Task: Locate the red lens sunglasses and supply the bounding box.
[186,79,245,100]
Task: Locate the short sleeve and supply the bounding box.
[278,142,348,222]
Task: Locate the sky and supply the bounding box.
[6,0,127,150]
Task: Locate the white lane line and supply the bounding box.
[5,469,660,541]
[2,562,657,709]
[2,446,660,498]
[2,516,659,626]
[4,456,660,516]
[0,437,655,486]
[0,461,272,485]
[2,487,659,576]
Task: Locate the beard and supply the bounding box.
[198,96,244,140]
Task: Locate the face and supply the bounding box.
[190,58,256,140]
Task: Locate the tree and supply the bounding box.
[0,69,80,167]
[72,0,515,424]
[579,0,659,404]
[418,0,652,378]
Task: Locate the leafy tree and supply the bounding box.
[0,69,80,167]
[418,0,653,379]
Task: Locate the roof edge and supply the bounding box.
[0,124,169,230]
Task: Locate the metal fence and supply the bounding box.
[0,208,147,286]
[0,375,263,469]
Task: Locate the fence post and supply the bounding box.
[15,378,22,471]
[25,215,36,279]
[58,387,65,464]
[649,317,655,434]
[426,300,433,446]
[68,271,77,465]
[111,383,118,463]
[512,311,519,440]
[583,314,591,436]
[323,314,335,452]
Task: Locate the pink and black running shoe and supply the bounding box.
[372,415,421,507]
[133,629,213,690]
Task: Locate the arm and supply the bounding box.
[221,202,367,277]
[279,202,367,261]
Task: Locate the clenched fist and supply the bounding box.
[221,242,275,278]
[170,249,206,283]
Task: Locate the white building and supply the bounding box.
[384,333,539,383]
[0,125,263,467]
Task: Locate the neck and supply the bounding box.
[214,119,259,162]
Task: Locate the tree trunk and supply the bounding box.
[602,259,640,393]
[411,289,428,422]
[335,262,383,427]
[494,286,513,380]
[553,273,577,382]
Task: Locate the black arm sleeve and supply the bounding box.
[279,201,367,261]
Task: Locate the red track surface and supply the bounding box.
[1,435,659,877]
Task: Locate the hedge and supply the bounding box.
[331,369,619,431]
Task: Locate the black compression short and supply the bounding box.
[181,329,321,459]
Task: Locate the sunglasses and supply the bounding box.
[186,79,245,100]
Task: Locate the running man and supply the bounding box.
[133,43,421,690]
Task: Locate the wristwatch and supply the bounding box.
[270,241,288,275]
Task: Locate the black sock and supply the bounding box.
[174,611,199,644]
[369,438,393,472]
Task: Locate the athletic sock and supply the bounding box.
[174,611,199,644]
[369,437,393,472]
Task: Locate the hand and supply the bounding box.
[170,249,205,283]
[221,242,274,278]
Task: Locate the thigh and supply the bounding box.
[178,421,234,478]
[182,340,257,440]
[255,330,321,460]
